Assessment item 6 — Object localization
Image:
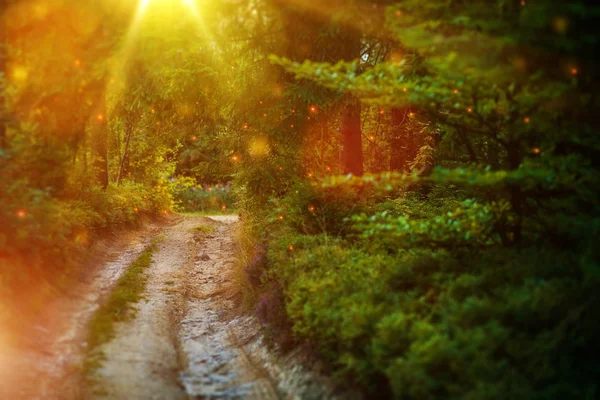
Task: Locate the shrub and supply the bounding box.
[0,179,171,323]
[264,235,599,398]
[174,182,237,212]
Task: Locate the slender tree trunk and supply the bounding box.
[117,122,133,185]
[92,106,109,189]
[341,98,363,176]
[457,127,478,163]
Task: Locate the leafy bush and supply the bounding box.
[174,182,237,212]
[264,231,599,398]
[0,180,171,321]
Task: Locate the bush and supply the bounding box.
[0,180,171,322]
[174,182,237,212]
[263,231,599,398]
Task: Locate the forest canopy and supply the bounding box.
[1,0,599,398]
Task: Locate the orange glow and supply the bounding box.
[532,147,541,155]
[249,136,270,158]
[263,113,267,117]
[308,205,315,212]
[163,210,168,215]
[523,117,531,124]
[74,59,81,67]
[570,67,578,75]
[232,155,239,162]
[408,112,415,118]
[309,105,318,113]
[151,108,156,113]
[278,215,284,220]
[402,87,407,92]
[453,89,459,94]
[191,135,197,141]
[379,109,385,115]
[97,114,104,121]
[288,244,295,251]
[134,207,139,212]
[221,205,227,210]
[467,107,473,113]
[11,66,28,82]
[243,123,249,129]
[307,172,313,177]
[16,209,27,218]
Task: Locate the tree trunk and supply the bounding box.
[92,107,109,189]
[117,122,133,185]
[341,98,363,176]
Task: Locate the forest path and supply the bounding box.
[1,215,344,400]
[0,219,166,399]
[90,215,282,399]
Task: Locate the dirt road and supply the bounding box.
[1,215,344,399]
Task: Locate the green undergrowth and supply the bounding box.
[0,181,172,330]
[191,225,215,234]
[83,238,161,391]
[238,182,600,399]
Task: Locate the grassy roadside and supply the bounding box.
[82,238,162,391]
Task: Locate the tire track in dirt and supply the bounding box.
[0,220,165,399]
[88,216,199,399]
[177,217,279,399]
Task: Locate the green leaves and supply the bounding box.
[352,199,510,249]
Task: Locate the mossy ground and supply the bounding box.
[83,238,161,390]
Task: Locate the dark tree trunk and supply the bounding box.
[117,122,133,186]
[341,99,363,176]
